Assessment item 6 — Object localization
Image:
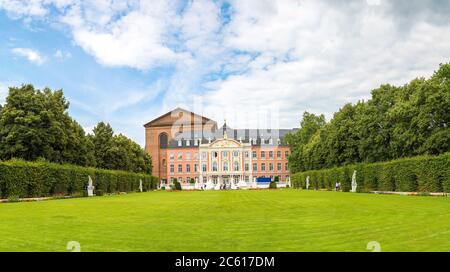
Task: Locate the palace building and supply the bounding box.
[144,108,295,189]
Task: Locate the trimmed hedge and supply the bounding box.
[291,153,450,193]
[0,159,159,198]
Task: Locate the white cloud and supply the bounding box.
[2,0,450,133]
[54,49,71,60]
[58,0,189,70]
[11,47,46,65]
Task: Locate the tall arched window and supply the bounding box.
[213,162,218,171]
[233,161,239,171]
[223,162,229,171]
[159,133,168,148]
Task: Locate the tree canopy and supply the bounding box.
[0,84,152,174]
[288,62,450,173]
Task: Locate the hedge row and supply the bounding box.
[291,153,450,193]
[0,159,159,198]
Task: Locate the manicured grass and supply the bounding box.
[0,189,450,252]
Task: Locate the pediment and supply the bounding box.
[144,107,216,128]
[210,139,241,148]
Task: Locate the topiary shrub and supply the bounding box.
[269,181,277,189]
[173,181,182,191]
[290,153,450,193]
[378,163,395,191]
[0,159,157,199]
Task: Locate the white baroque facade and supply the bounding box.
[199,132,253,190]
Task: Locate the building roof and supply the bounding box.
[143,107,217,128]
[165,124,297,148]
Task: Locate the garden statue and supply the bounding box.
[351,170,357,193]
[139,179,143,192]
[306,176,310,190]
[87,176,95,197]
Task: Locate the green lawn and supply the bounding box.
[0,189,450,252]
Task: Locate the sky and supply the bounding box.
[0,0,449,146]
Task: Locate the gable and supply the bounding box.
[144,107,217,128]
[210,139,241,148]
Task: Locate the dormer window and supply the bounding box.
[186,140,190,146]
[178,139,182,147]
[194,139,198,146]
[269,138,273,145]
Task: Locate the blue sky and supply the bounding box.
[1,0,450,146]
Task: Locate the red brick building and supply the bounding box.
[144,108,295,189]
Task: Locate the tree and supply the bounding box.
[0,84,150,174]
[90,123,152,174]
[286,112,326,172]
[0,84,94,165]
[90,122,114,169]
[288,62,450,172]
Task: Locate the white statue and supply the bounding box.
[87,175,95,197]
[306,176,310,190]
[351,170,357,193]
[139,179,143,192]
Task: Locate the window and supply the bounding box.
[253,163,258,171]
[261,151,265,159]
[170,164,174,173]
[286,175,290,182]
[269,138,273,145]
[252,151,257,158]
[269,151,273,159]
[203,177,207,183]
[159,133,168,148]
[186,140,190,147]
[194,139,198,146]
[223,162,229,171]
[212,151,218,158]
[285,163,289,171]
[186,152,191,160]
[187,177,191,183]
[178,164,182,173]
[186,164,191,173]
[245,176,249,182]
[277,151,281,159]
[245,163,249,171]
[178,177,182,183]
[269,163,274,171]
[178,139,182,147]
[245,151,249,158]
[213,162,218,171]
[202,152,207,160]
[194,164,198,172]
[233,151,239,157]
[202,163,207,172]
[261,163,266,171]
[233,161,239,171]
[222,151,228,157]
[162,159,166,167]
[285,151,289,158]
[177,152,182,160]
[277,163,282,171]
[194,152,199,160]
[169,152,174,161]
